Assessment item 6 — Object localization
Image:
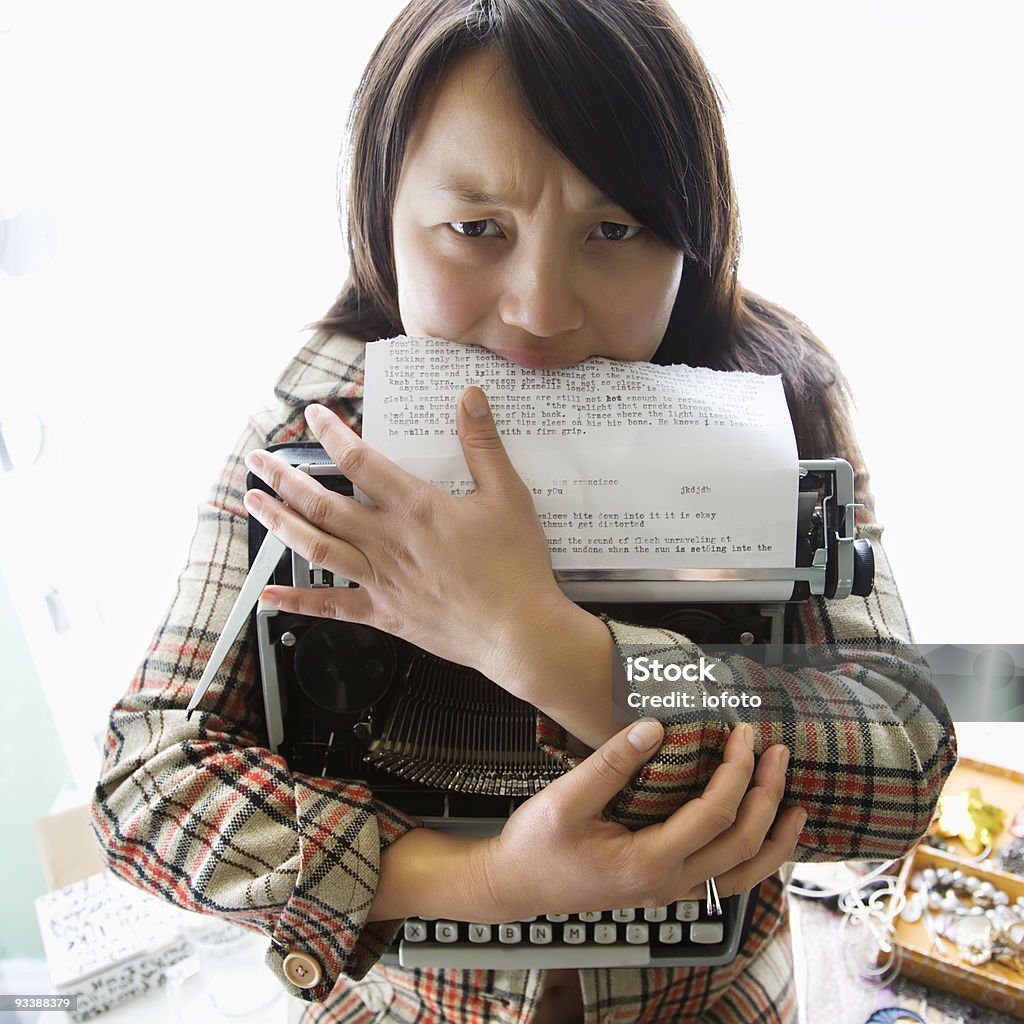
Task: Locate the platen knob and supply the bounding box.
[851,539,875,598]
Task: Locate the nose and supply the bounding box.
[497,243,585,339]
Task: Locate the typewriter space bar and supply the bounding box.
[399,943,651,969]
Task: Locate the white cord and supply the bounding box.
[837,875,906,986]
[786,857,901,901]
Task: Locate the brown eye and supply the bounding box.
[450,220,498,238]
[597,222,641,241]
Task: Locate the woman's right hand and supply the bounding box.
[470,719,804,922]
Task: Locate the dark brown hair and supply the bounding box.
[312,0,868,502]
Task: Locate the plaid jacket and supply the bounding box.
[91,331,956,1022]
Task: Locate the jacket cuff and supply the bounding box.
[265,778,421,999]
[600,616,736,827]
[533,616,722,829]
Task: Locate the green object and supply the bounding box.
[0,567,73,958]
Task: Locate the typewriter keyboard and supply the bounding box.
[392,893,749,969]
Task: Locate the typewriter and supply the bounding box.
[237,443,873,970]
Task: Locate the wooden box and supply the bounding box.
[890,758,1024,1020]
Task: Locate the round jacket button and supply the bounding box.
[282,951,322,989]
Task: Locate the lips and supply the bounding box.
[487,347,584,370]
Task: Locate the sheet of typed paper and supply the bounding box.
[363,336,798,600]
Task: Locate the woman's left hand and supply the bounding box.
[242,387,567,691]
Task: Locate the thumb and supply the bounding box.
[457,386,520,493]
[553,718,664,820]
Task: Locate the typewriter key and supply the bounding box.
[294,620,398,713]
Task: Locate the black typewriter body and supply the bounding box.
[248,443,873,969]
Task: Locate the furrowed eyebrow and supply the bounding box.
[433,183,510,207]
[430,179,622,213]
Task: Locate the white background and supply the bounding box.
[1,1,1021,789]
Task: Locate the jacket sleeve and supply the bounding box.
[90,404,421,1001]
[536,516,958,863]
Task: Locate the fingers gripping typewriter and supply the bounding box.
[189,444,873,970]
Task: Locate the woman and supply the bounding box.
[92,2,956,1021]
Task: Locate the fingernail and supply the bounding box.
[628,717,662,751]
[463,387,490,418]
[775,746,790,772]
[259,589,280,610]
[743,723,754,750]
[795,809,808,834]
[244,451,265,473]
[243,490,263,512]
[305,403,328,428]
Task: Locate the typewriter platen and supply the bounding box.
[248,444,873,969]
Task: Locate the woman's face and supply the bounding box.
[391,51,684,369]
